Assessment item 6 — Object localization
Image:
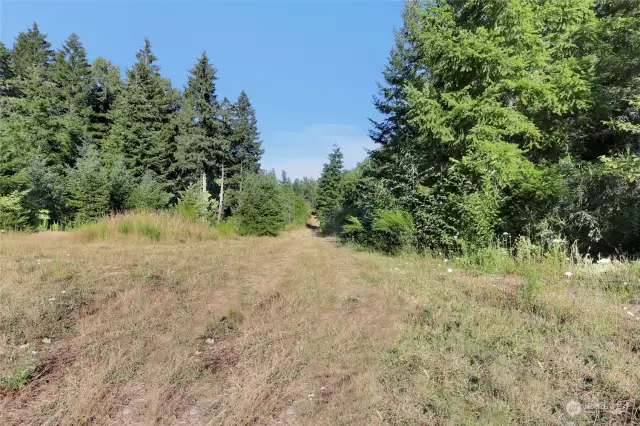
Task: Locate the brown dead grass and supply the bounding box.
[1,219,639,425]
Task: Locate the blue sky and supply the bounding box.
[1,0,403,178]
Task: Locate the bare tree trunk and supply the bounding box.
[217,164,225,222]
[201,171,207,194]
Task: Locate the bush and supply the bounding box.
[0,190,30,230]
[237,173,285,236]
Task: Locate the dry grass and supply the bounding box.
[1,214,639,425]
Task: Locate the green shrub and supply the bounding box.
[174,184,216,223]
[371,209,415,253]
[0,190,30,230]
[237,173,285,236]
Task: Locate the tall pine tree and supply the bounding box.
[107,38,179,180]
[175,51,219,193]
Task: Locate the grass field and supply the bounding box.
[1,214,640,425]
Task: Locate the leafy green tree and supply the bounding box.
[316,145,344,228]
[67,144,110,223]
[237,173,285,236]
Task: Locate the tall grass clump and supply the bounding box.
[73,211,226,243]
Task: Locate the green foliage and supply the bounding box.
[340,0,640,257]
[0,26,267,230]
[67,144,110,224]
[107,155,134,213]
[0,362,37,390]
[128,170,172,211]
[135,222,162,241]
[316,145,344,229]
[0,190,30,230]
[237,173,285,236]
[174,184,217,223]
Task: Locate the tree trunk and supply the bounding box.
[201,170,207,194]
[217,164,225,222]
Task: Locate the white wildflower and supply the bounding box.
[320,386,326,390]
[564,271,573,277]
[444,259,449,263]
[205,338,215,345]
[42,338,51,344]
[597,258,612,264]
[61,290,66,294]
[447,268,453,273]
[551,238,563,244]
[31,350,38,355]
[307,393,315,399]
[48,297,56,302]
[502,232,509,236]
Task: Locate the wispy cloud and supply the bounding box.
[262,124,376,179]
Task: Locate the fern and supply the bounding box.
[343,216,364,234]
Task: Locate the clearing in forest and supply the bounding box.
[1,217,639,425]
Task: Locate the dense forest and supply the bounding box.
[0,24,316,235]
[317,0,640,257]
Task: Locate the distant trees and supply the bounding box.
[0,24,266,229]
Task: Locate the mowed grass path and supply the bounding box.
[1,225,640,425]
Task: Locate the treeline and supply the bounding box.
[318,0,640,256]
[0,23,309,231]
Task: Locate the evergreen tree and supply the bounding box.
[50,33,93,164]
[10,23,53,78]
[175,52,219,193]
[229,90,264,189]
[0,42,14,96]
[237,173,285,236]
[316,145,344,226]
[107,38,179,179]
[67,144,110,223]
[88,57,122,145]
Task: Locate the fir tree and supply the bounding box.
[316,145,344,226]
[67,144,110,223]
[10,23,53,78]
[88,57,122,145]
[174,52,219,193]
[237,173,285,236]
[229,90,264,187]
[107,38,179,179]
